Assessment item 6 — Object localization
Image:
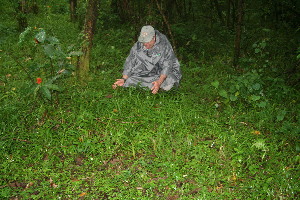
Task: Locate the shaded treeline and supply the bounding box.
[7,0,300,86]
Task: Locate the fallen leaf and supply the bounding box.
[75,156,85,166]
[43,154,49,161]
[252,130,261,135]
[25,57,32,62]
[105,94,113,98]
[188,188,201,195]
[167,195,179,200]
[216,183,223,190]
[49,178,58,188]
[57,69,65,74]
[231,174,237,181]
[110,158,120,164]
[79,192,87,197]
[25,182,34,189]
[9,182,26,188]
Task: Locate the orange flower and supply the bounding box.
[252,130,261,135]
[36,78,42,84]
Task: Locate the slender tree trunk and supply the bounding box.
[183,0,186,19]
[231,0,236,29]
[69,0,77,22]
[31,0,39,14]
[189,0,194,21]
[77,0,100,80]
[154,0,176,52]
[226,0,231,28]
[17,0,28,32]
[213,0,225,25]
[233,0,244,67]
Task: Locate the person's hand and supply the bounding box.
[151,81,162,94]
[112,79,125,89]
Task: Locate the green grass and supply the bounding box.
[1,9,299,200]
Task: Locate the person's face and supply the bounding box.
[143,36,156,49]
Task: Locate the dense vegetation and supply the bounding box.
[1,0,299,199]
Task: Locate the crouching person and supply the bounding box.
[112,25,182,94]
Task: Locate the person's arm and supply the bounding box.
[112,44,137,89]
[151,74,167,94]
[112,75,129,89]
[122,75,129,80]
[151,39,174,94]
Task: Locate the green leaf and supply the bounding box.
[266,177,273,183]
[45,84,60,91]
[45,74,62,85]
[211,80,219,89]
[229,85,236,93]
[40,86,51,100]
[29,64,44,72]
[44,44,56,58]
[258,101,267,108]
[276,110,287,121]
[252,83,261,90]
[230,95,237,101]
[250,95,261,101]
[35,29,46,43]
[255,48,261,53]
[261,41,266,49]
[296,143,300,152]
[252,139,266,150]
[47,36,60,44]
[219,89,228,98]
[191,34,197,40]
[19,27,32,44]
[69,51,83,56]
[65,64,75,71]
[33,84,41,98]
[262,28,271,32]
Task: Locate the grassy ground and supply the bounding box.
[1,11,299,200]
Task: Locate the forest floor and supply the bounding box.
[1,13,299,199]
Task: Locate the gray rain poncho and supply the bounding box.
[122,30,182,91]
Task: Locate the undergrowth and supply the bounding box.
[0,7,299,200]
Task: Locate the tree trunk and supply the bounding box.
[226,0,231,28]
[17,0,28,32]
[154,0,176,52]
[233,0,244,67]
[189,0,194,21]
[69,0,77,22]
[231,0,237,29]
[77,0,99,80]
[31,0,39,14]
[213,0,225,25]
